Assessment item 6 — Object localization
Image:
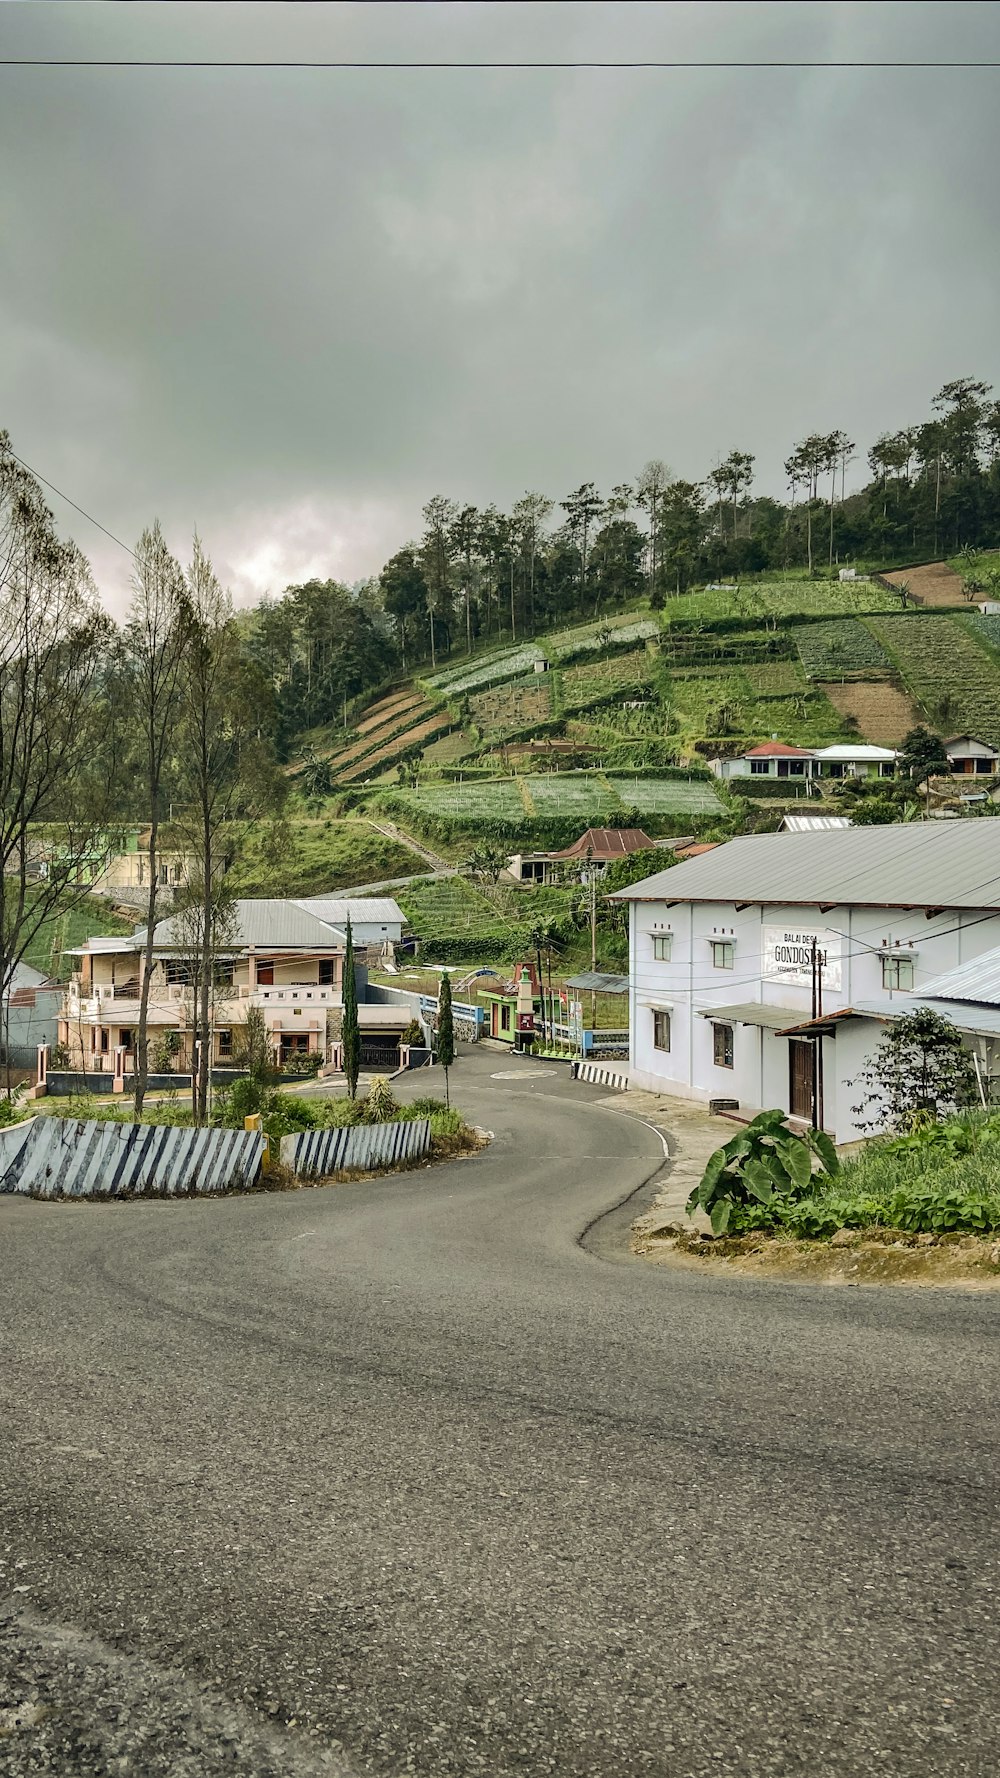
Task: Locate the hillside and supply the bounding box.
[288,570,1000,850]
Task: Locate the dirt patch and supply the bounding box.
[883,561,966,608]
[636,1226,1000,1289]
[357,689,427,732]
[341,710,451,779]
[818,679,923,744]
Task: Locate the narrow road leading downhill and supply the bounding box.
[1,1048,998,1777]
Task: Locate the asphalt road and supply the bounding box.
[2,1048,999,1777]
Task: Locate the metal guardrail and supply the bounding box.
[0,1118,265,1197]
[280,1118,432,1177]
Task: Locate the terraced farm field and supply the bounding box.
[426,645,546,697]
[795,619,894,680]
[604,776,725,816]
[408,779,528,823]
[523,774,621,819]
[394,770,723,831]
[340,709,451,780]
[666,672,845,746]
[818,681,922,745]
[326,696,443,777]
[470,676,552,738]
[868,614,1000,743]
[356,688,426,734]
[659,580,897,629]
[559,649,654,713]
[742,661,809,696]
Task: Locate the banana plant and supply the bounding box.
[687,1109,839,1237]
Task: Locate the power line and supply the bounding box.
[7,451,136,560]
[1,58,997,71]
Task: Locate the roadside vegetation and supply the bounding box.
[682,1012,1000,1250]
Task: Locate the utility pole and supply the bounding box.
[810,938,819,1130]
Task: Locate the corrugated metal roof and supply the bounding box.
[853,997,1000,1040]
[295,896,405,927]
[695,1002,805,1029]
[565,971,630,993]
[551,828,656,860]
[920,946,1000,1006]
[611,823,1000,912]
[779,814,853,833]
[149,900,346,951]
[812,744,898,761]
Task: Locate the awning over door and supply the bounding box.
[695,1003,804,1029]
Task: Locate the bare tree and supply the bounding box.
[175,537,269,1123]
[512,492,552,633]
[0,434,119,1091]
[635,460,671,597]
[124,522,187,1117]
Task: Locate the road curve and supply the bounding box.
[1,1048,998,1777]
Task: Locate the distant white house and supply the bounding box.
[711,742,898,784]
[943,736,1000,777]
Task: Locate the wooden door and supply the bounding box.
[788,1039,814,1122]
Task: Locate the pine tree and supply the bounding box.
[342,917,360,1099]
[437,971,455,1107]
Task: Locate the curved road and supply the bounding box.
[1,1049,998,1776]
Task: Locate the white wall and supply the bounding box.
[628,895,1000,1138]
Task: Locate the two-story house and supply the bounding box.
[612,823,1000,1141]
[60,895,406,1073]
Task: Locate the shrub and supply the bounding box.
[365,1076,401,1122]
[688,1108,838,1236]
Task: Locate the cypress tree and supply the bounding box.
[342,916,360,1099]
[437,970,455,1107]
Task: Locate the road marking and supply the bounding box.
[490,1069,556,1080]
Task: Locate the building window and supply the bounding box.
[653,1009,671,1052]
[881,954,914,991]
[711,941,735,969]
[749,759,771,775]
[500,1004,512,1032]
[217,1029,232,1058]
[713,1022,734,1069]
[164,959,191,986]
[318,957,335,985]
[879,762,895,778]
[119,1029,134,1051]
[652,934,672,961]
[256,960,274,985]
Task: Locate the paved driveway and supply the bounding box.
[1,1051,997,1775]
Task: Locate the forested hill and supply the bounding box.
[238,374,1000,756]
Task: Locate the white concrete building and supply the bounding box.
[613,823,1000,1141]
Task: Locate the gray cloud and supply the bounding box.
[1,1,999,611]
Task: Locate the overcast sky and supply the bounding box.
[2,1,999,612]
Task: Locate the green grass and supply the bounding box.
[665,672,847,747]
[22,894,134,980]
[227,818,425,896]
[660,580,898,629]
[868,613,1000,743]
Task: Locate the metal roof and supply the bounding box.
[148,900,347,952]
[782,997,1000,1041]
[565,971,630,993]
[812,743,898,761]
[695,1002,806,1029]
[854,997,1000,1041]
[920,946,1000,1006]
[612,823,1000,912]
[779,814,853,833]
[295,896,405,927]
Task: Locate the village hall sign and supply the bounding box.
[761,926,843,991]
